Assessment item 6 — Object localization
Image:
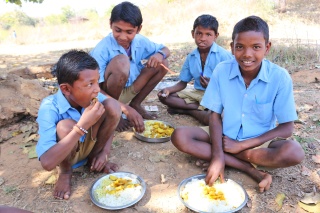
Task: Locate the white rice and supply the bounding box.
[94,176,142,207]
[181,178,245,212]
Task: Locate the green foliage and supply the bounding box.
[0,10,37,29]
[5,0,44,6]
[61,6,75,23]
[44,14,64,25]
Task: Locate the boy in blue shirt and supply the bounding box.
[36,50,121,200]
[157,14,232,125]
[91,1,170,132]
[171,16,304,192]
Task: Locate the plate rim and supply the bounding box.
[90,171,146,210]
[133,120,174,143]
[177,174,248,213]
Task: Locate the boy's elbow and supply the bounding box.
[40,157,57,171]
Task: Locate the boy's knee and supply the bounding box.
[56,119,76,139]
[108,54,130,74]
[103,98,121,118]
[171,128,185,149]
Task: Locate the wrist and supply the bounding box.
[157,50,166,59]
[74,124,88,135]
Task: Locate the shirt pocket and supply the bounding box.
[251,102,273,124]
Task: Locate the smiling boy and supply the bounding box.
[36,50,121,199]
[90,1,170,133]
[158,14,232,125]
[171,16,304,192]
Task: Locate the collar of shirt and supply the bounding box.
[228,59,270,87]
[110,33,142,62]
[56,89,85,115]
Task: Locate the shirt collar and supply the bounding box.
[229,59,269,83]
[56,89,73,114]
[190,42,219,57]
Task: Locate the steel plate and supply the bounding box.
[133,120,174,143]
[90,172,146,210]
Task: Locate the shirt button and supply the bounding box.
[242,114,245,117]
[244,94,247,97]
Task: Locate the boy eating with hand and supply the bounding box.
[36,50,121,199]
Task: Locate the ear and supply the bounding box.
[60,83,71,96]
[265,41,272,55]
[136,25,142,34]
[230,42,235,55]
[191,30,195,39]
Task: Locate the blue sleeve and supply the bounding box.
[179,54,193,83]
[90,39,111,83]
[36,100,59,160]
[273,71,298,123]
[140,37,165,60]
[200,66,223,114]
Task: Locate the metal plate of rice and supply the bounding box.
[90,171,146,210]
[178,174,248,213]
[133,120,174,143]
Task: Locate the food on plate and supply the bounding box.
[140,120,174,138]
[94,174,142,207]
[180,178,246,212]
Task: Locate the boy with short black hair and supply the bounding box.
[90,1,170,132]
[158,14,232,125]
[171,16,304,192]
[36,50,121,200]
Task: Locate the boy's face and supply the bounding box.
[61,69,100,109]
[231,31,271,74]
[192,26,218,51]
[110,20,141,49]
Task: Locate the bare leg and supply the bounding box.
[160,93,209,125]
[87,98,121,173]
[129,60,168,119]
[100,55,132,132]
[171,127,303,192]
[54,120,79,200]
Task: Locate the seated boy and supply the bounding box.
[90,1,170,132]
[36,50,121,200]
[171,16,304,192]
[158,14,232,125]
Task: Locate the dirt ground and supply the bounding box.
[0,43,320,213]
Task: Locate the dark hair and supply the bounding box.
[232,16,269,43]
[193,14,219,34]
[55,50,99,85]
[110,1,143,27]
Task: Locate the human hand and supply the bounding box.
[78,101,105,129]
[222,136,243,154]
[205,157,225,186]
[90,152,108,172]
[146,53,163,68]
[200,76,210,88]
[125,106,145,133]
[157,88,169,99]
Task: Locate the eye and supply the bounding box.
[253,45,261,50]
[196,32,201,35]
[126,31,133,35]
[235,45,243,50]
[88,82,93,87]
[206,33,212,37]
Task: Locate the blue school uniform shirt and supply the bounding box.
[90,33,165,87]
[36,89,106,160]
[179,42,233,90]
[201,58,297,141]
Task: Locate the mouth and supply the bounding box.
[241,60,254,66]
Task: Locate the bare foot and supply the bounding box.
[53,172,72,200]
[103,162,119,173]
[116,117,132,132]
[131,104,157,120]
[195,159,209,171]
[258,172,272,193]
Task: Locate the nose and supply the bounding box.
[243,47,253,58]
[93,82,100,93]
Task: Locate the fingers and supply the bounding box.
[219,173,225,183]
[90,158,96,172]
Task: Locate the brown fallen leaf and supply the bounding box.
[45,174,57,185]
[298,202,320,213]
[275,193,286,210]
